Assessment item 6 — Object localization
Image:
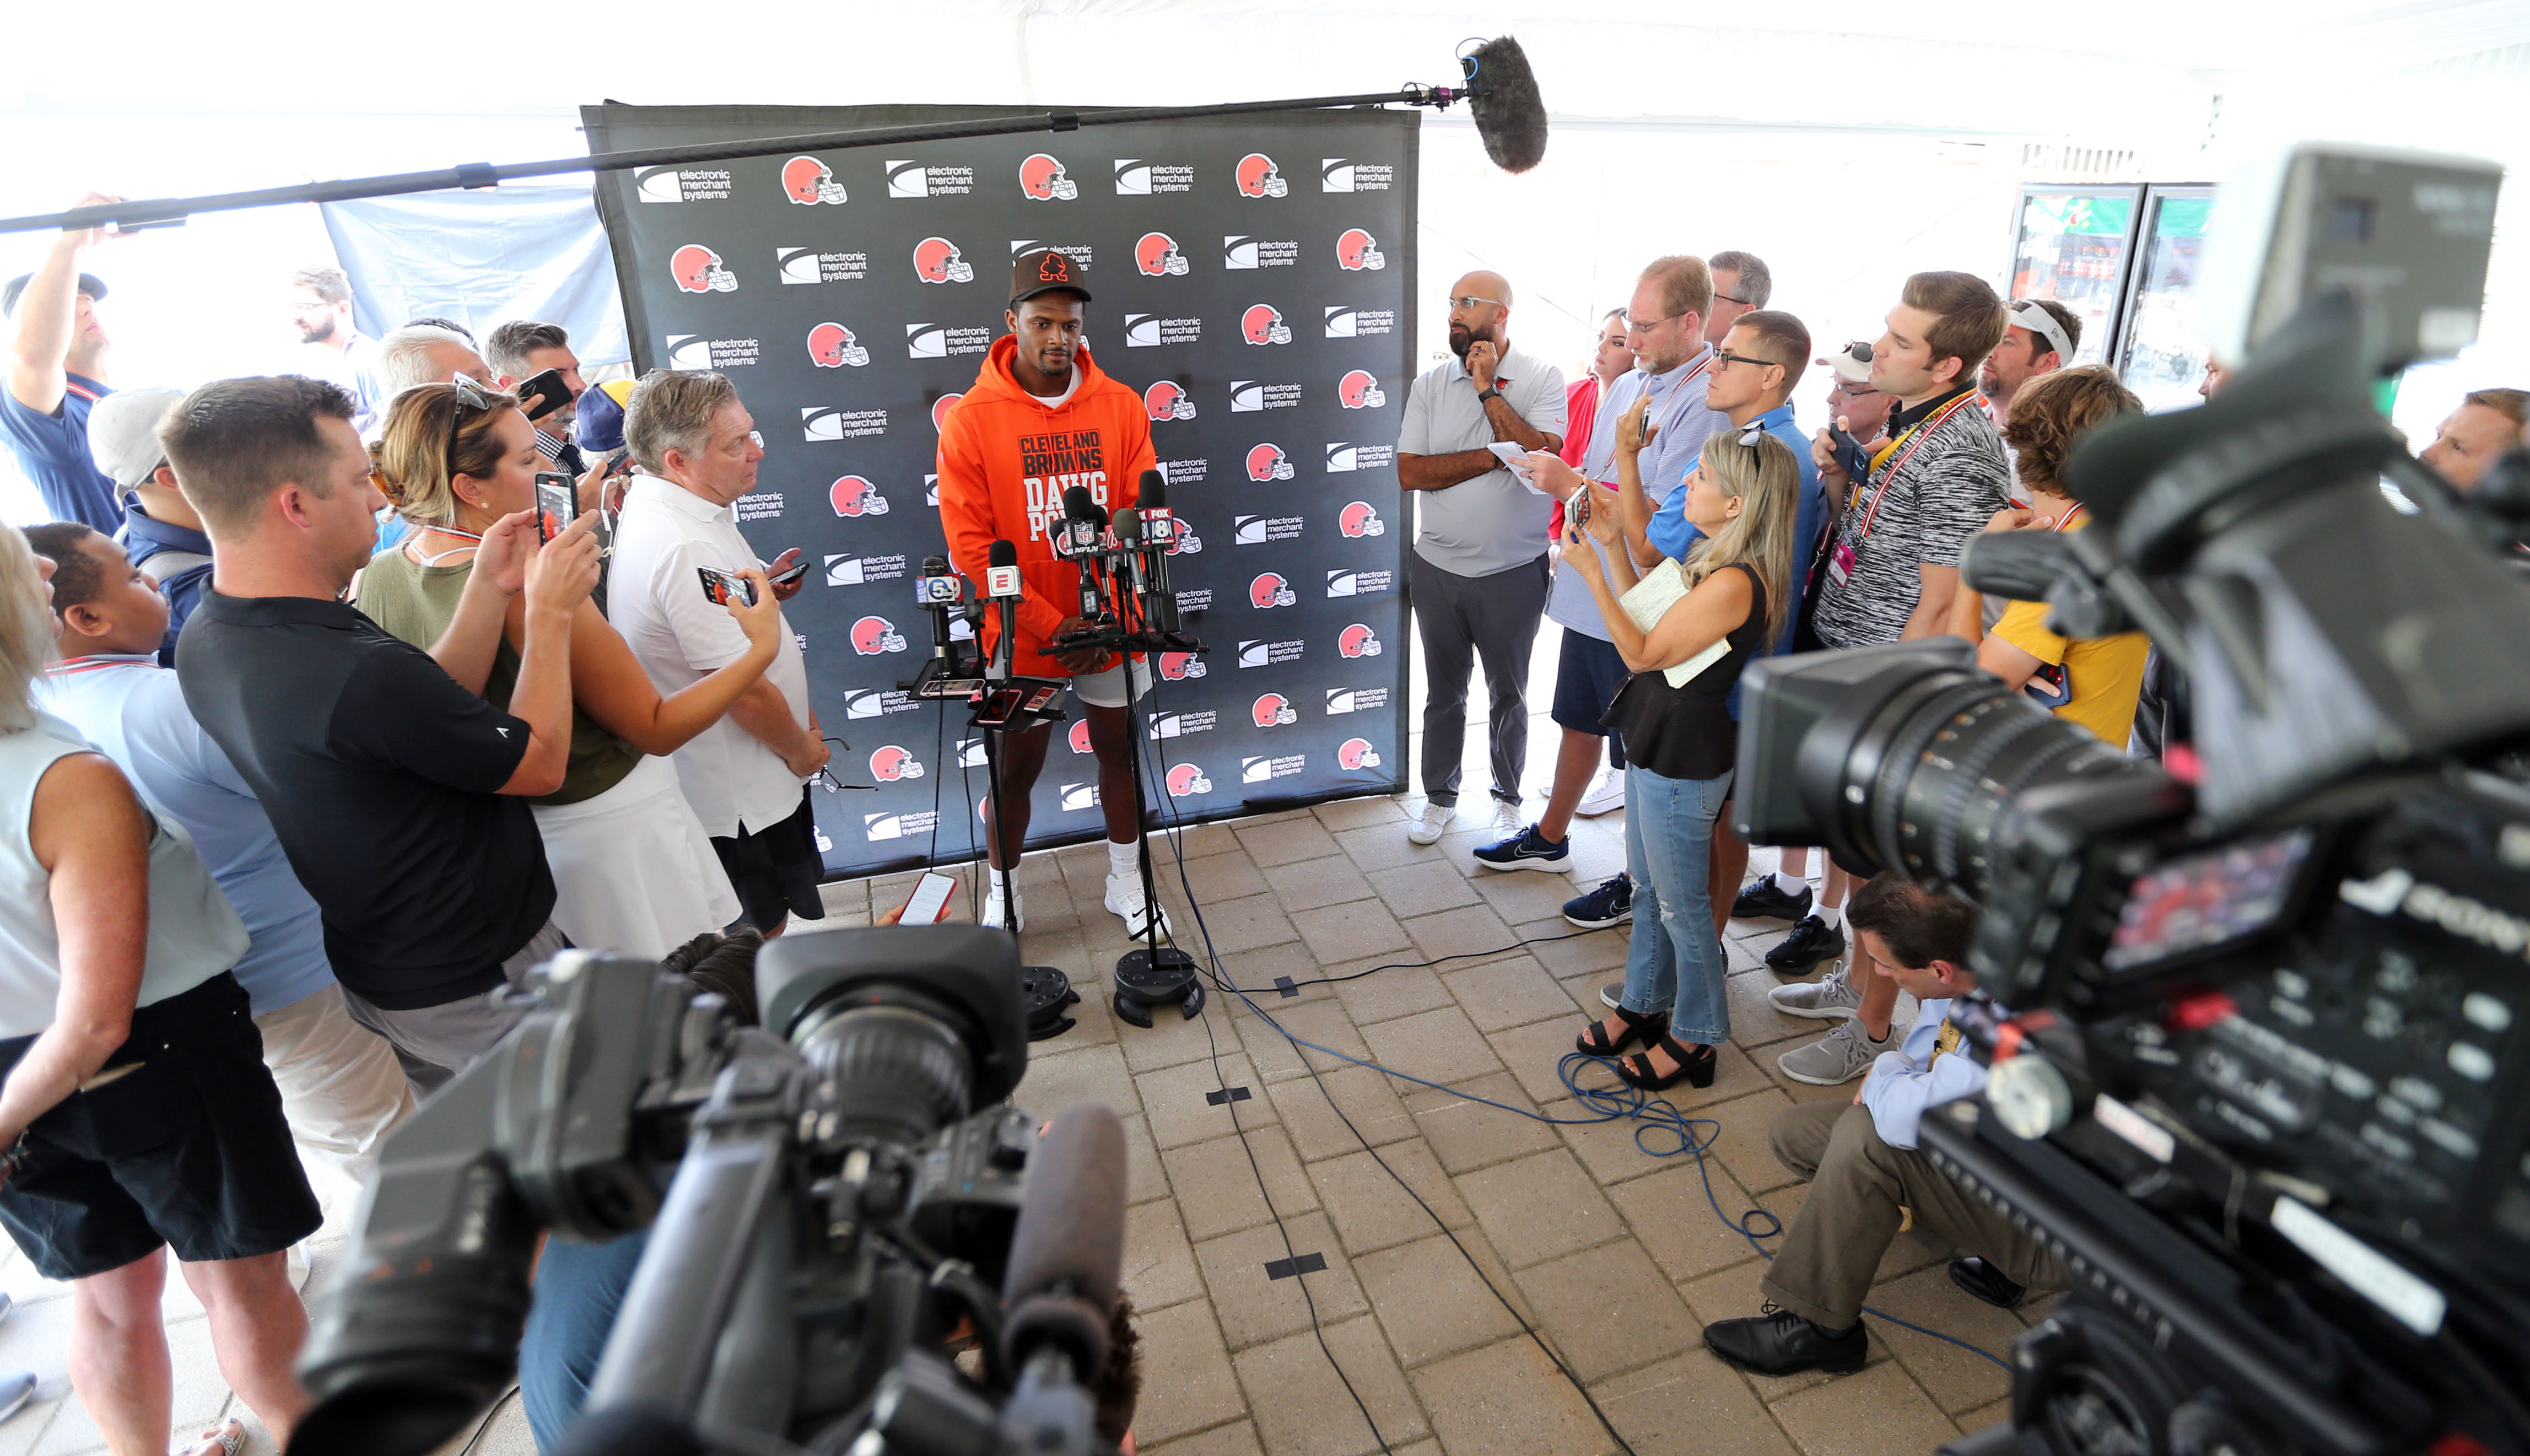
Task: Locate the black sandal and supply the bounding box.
[1576,1004,1664,1057]
[1617,1032,1718,1091]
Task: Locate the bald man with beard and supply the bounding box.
[1395,269,1568,847]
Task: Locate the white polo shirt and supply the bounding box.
[607,473,813,838]
[1396,344,1568,578]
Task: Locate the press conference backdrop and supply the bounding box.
[587,104,1418,880]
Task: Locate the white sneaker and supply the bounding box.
[1489,800,1524,842]
[1105,873,1173,939]
[1406,801,1453,845]
[980,884,1026,933]
[1576,766,1626,817]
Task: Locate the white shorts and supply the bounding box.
[1070,657,1153,709]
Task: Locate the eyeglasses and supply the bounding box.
[1715,292,1754,306]
[1443,295,1507,312]
[1623,312,1678,333]
[444,376,493,486]
[1711,351,1779,372]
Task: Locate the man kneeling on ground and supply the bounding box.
[1703,874,2068,1375]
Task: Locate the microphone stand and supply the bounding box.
[1103,516,1204,1028]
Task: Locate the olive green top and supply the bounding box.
[354,544,643,806]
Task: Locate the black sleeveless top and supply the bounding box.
[1600,563,1768,782]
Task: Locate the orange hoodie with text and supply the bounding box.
[935,337,1157,680]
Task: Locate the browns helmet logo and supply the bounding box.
[1339,623,1383,658]
[807,322,869,368]
[1018,154,1078,202]
[1335,228,1387,272]
[781,156,848,206]
[1337,737,1382,770]
[868,746,925,781]
[1158,651,1205,680]
[1168,524,1203,554]
[1248,573,1296,609]
[1234,153,1288,199]
[851,616,909,654]
[1166,763,1213,797]
[1069,719,1094,754]
[1143,381,1196,422]
[1337,370,1387,408]
[670,244,737,294]
[1134,233,1190,277]
[1251,694,1298,728]
[1242,305,1291,346]
[1339,502,1385,538]
[931,393,965,432]
[1246,443,1295,482]
[830,476,889,517]
[912,237,974,284]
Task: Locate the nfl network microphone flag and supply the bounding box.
[589,102,1416,879]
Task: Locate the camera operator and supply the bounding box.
[0,528,322,1456]
[1549,429,1804,1091]
[2419,386,2526,493]
[1704,875,2068,1376]
[935,250,1173,937]
[1939,366,2150,747]
[361,381,785,958]
[166,376,600,1092]
[1776,272,2012,1087]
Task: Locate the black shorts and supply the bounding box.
[1550,630,1630,765]
[0,973,321,1281]
[713,787,828,932]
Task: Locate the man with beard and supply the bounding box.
[286,265,384,434]
[1395,271,1567,848]
[485,320,591,477]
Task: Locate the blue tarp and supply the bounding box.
[321,185,628,366]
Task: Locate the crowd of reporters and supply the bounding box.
[0,190,2523,1455]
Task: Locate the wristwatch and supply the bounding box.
[1475,385,1503,403]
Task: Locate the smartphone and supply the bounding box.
[1829,424,1871,484]
[767,552,810,589]
[533,472,576,543]
[899,871,958,926]
[697,564,757,608]
[514,368,571,423]
[605,447,636,478]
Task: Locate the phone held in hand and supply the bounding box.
[697,565,757,608]
[898,871,958,926]
[533,472,575,543]
[767,553,810,589]
[1828,424,1870,484]
[514,368,571,424]
[1567,483,1592,539]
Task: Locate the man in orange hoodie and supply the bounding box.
[937,249,1168,938]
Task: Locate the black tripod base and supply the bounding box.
[1113,947,1203,1027]
[1021,963,1082,1041]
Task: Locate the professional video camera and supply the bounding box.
[1734,145,2530,1456]
[289,926,1133,1456]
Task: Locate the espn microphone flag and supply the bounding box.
[985,538,1023,598]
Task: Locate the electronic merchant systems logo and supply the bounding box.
[780,156,848,205]
[1325,441,1397,473]
[887,159,974,197]
[1222,235,1298,269]
[778,247,867,285]
[802,407,888,442]
[1324,305,1396,338]
[905,322,991,359]
[1125,314,1201,348]
[636,166,731,203]
[665,335,760,370]
[1114,159,1195,196]
[1320,159,1395,192]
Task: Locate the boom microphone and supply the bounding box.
[1463,36,1549,174]
[999,1103,1127,1383]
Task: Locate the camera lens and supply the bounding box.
[791,990,975,1150]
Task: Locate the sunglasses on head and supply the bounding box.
[444,376,494,485]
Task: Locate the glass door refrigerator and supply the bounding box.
[2111,185,2216,412]
[2008,184,2142,369]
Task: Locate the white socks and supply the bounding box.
[1819,902,1844,931]
[1108,838,1139,880]
[1769,870,1806,894]
[988,864,1009,894]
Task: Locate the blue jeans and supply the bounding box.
[520,1228,651,1450]
[1619,765,1734,1047]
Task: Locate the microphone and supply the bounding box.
[1056,484,1103,559]
[999,1103,1128,1384]
[1463,36,1548,174]
[985,540,1022,680]
[1126,471,1182,638]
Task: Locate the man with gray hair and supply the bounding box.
[286,264,383,432]
[1706,250,1772,348]
[484,320,590,476]
[370,323,492,413]
[610,370,829,936]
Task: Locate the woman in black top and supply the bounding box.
[1557,428,1803,1089]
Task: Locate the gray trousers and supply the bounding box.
[341,921,570,1097]
[1758,1101,2070,1330]
[1409,551,1549,808]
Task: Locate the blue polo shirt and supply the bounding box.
[1,371,120,531]
[36,654,337,1017]
[120,501,215,666]
[1647,401,1828,713]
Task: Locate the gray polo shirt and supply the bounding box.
[1397,345,1568,578]
[1546,347,1723,638]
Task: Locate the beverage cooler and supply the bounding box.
[2009,182,2215,411]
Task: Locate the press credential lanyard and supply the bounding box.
[1825,389,1986,590]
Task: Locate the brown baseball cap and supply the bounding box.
[1011,248,1091,306]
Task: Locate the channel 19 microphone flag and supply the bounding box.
[587,103,1417,880]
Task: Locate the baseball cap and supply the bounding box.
[87,387,186,491]
[575,377,640,454]
[1817,341,1873,387]
[1011,249,1092,306]
[2007,299,2076,363]
[2,272,108,317]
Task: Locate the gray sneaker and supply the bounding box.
[1768,964,1861,1021]
[1777,1018,1902,1086]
